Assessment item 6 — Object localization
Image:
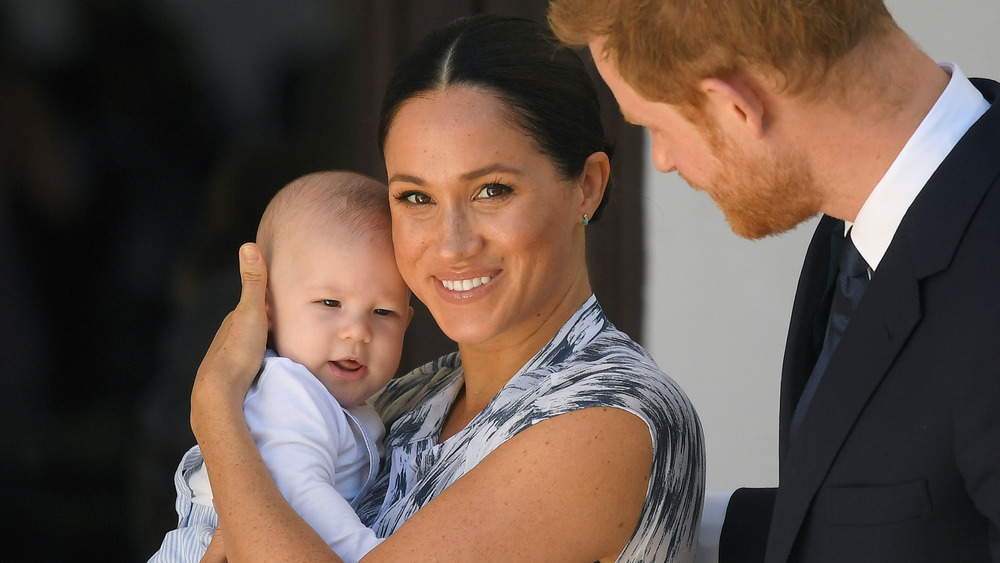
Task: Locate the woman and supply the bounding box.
[192,15,704,563]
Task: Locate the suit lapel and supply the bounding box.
[767,248,922,562]
[766,78,1000,563]
[778,215,841,457]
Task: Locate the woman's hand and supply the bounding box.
[187,243,341,562]
[191,243,269,440]
[199,524,227,563]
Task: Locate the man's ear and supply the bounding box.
[700,76,766,139]
[578,151,611,220]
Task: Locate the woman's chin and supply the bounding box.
[433,318,501,348]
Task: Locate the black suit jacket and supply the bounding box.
[721,78,1000,562]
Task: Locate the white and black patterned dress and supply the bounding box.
[356,296,705,562]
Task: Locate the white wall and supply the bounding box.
[641,0,1000,491]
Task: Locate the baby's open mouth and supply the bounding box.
[333,359,362,371]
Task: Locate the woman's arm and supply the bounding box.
[369,405,653,563]
[193,244,655,562]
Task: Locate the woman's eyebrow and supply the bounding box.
[389,165,524,186]
[388,173,424,185]
[459,164,522,181]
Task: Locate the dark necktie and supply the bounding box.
[790,229,871,438]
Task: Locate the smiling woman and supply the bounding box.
[190,14,705,563]
[384,86,596,359]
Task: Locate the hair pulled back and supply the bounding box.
[378,14,614,221]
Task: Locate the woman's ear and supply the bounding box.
[578,151,611,220]
[700,76,766,139]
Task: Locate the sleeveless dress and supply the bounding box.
[355,296,705,561]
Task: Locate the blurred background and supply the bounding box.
[0,0,644,559]
[4,0,997,559]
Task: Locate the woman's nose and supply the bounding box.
[438,206,482,260]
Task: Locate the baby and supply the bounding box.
[149,171,412,563]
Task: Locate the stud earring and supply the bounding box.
[583,213,590,226]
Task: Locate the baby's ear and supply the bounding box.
[263,288,275,330]
[405,306,415,329]
[263,289,277,351]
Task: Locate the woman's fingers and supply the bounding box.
[236,242,267,318]
[210,243,268,375]
[192,244,270,430]
[225,242,269,372]
[200,525,228,563]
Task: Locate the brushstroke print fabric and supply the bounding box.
[355,296,705,561]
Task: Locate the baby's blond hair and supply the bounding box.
[256,170,390,265]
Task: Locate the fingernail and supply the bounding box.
[240,243,259,263]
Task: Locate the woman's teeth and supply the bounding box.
[441,276,492,291]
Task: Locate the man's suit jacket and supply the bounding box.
[721,79,1000,562]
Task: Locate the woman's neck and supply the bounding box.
[439,282,592,441]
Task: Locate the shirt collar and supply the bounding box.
[849,63,990,268]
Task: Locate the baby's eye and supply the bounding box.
[373,308,395,317]
[396,191,432,205]
[321,299,341,308]
[475,183,512,200]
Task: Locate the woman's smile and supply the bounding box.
[384,86,591,348]
[440,275,493,292]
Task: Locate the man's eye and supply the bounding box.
[321,299,340,308]
[476,183,512,199]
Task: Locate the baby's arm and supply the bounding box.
[244,358,382,563]
[146,446,218,562]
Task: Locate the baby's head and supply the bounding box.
[256,171,412,407]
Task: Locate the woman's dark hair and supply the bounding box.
[378,14,614,221]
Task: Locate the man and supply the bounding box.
[550,1,1000,561]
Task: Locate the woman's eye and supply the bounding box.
[397,191,432,205]
[475,183,512,200]
[321,299,341,308]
